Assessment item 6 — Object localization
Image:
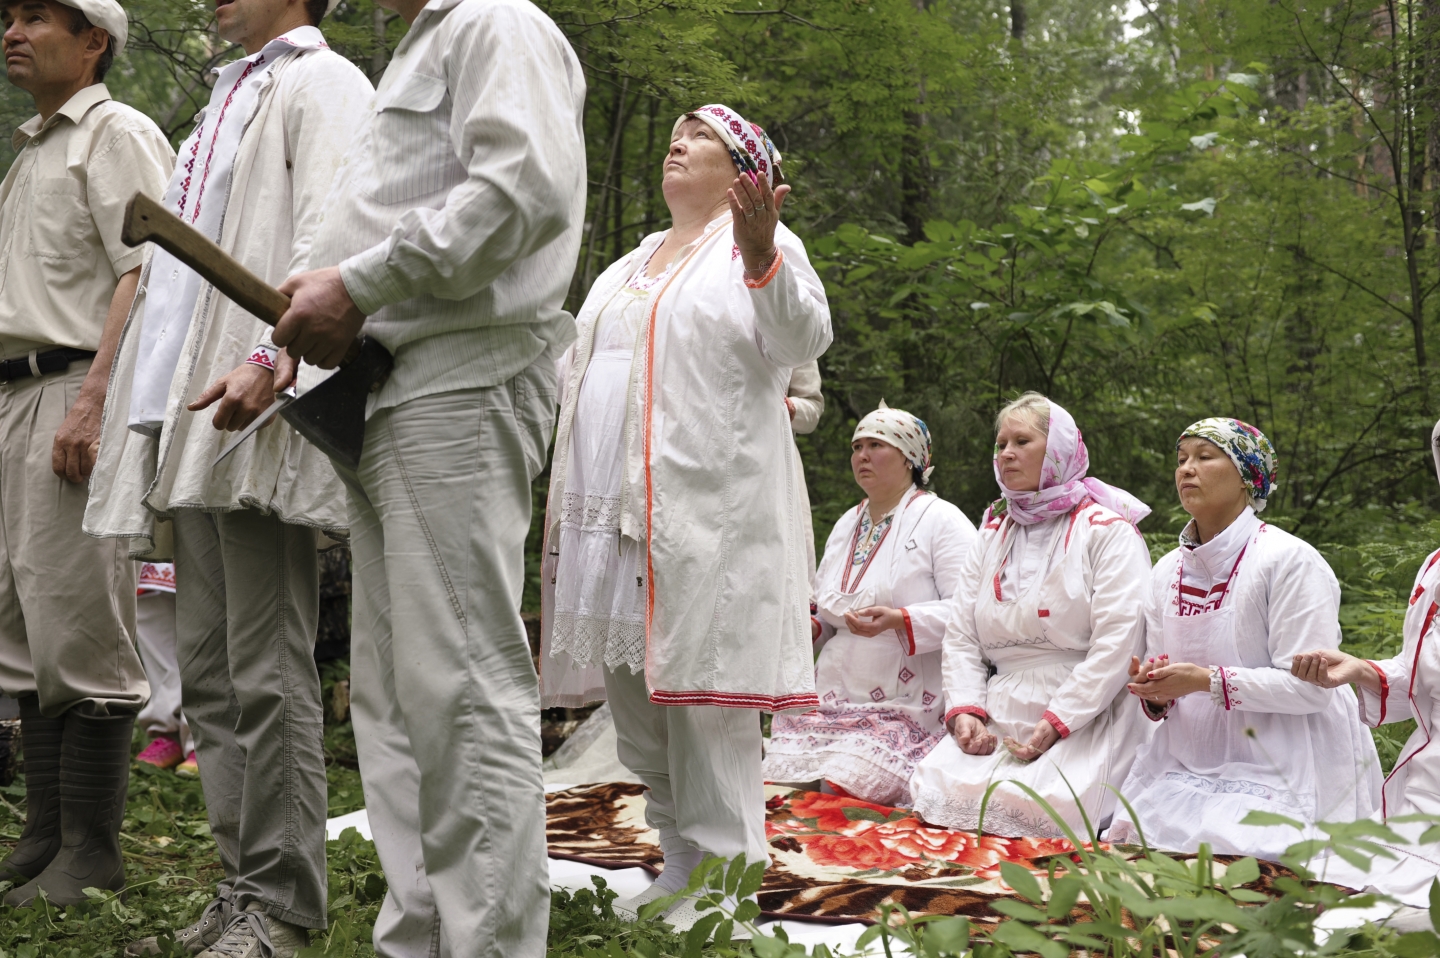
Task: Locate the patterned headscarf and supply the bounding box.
[675,105,782,187]
[853,401,933,484]
[990,400,1151,526]
[1177,418,1278,513]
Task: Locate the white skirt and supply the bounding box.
[908,661,1147,838]
[550,350,646,674]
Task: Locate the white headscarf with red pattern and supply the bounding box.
[675,104,782,187]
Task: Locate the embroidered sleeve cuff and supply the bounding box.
[743,249,785,289]
[944,706,988,726]
[900,609,915,656]
[246,344,279,371]
[1140,699,1172,721]
[1209,665,1238,710]
[339,243,406,316]
[1362,660,1389,726]
[811,616,822,642]
[1041,710,1071,739]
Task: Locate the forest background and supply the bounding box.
[5,0,1440,662]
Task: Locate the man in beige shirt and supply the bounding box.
[0,0,173,907]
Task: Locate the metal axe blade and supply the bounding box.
[121,191,392,467]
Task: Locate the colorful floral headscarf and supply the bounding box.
[1178,418,1277,513]
[675,105,782,187]
[853,401,933,485]
[990,400,1151,526]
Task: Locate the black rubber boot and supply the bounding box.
[5,709,134,907]
[0,696,64,885]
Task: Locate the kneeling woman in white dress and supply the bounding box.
[1111,418,1380,859]
[908,392,1154,837]
[762,404,978,805]
[1289,417,1440,909]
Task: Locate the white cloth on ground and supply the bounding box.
[908,502,1153,836]
[763,489,976,805]
[605,663,768,893]
[127,26,327,434]
[135,589,194,755]
[1316,548,1440,904]
[1109,509,1381,859]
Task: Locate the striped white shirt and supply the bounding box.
[307,0,586,414]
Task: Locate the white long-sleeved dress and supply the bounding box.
[762,488,977,805]
[908,500,1154,836]
[1315,549,1440,903]
[1109,508,1381,859]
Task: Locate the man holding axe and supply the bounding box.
[0,0,171,907]
[270,0,585,953]
[83,0,371,954]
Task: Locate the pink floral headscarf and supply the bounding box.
[988,400,1150,526]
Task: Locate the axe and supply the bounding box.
[121,191,392,470]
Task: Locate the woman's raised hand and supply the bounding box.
[949,713,997,755]
[844,605,905,637]
[1291,649,1377,692]
[728,171,791,274]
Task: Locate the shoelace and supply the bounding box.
[181,891,236,946]
[207,911,275,958]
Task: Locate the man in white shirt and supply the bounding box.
[269,0,585,953]
[81,1,372,954]
[0,0,172,908]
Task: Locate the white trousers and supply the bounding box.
[342,382,553,958]
[134,591,193,754]
[603,665,769,891]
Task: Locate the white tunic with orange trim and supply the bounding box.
[761,488,978,805]
[539,214,832,710]
[908,500,1153,835]
[1110,508,1380,859]
[1317,549,1440,903]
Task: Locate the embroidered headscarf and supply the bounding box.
[990,400,1151,526]
[853,401,933,484]
[1177,418,1277,513]
[675,105,782,187]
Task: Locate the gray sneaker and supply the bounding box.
[195,903,309,958]
[126,892,236,956]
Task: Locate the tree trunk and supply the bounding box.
[1010,1,1026,40]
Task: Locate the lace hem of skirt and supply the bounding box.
[550,611,645,674]
[560,492,623,532]
[760,751,915,807]
[908,782,1069,838]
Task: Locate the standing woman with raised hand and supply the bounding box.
[1112,419,1380,858]
[539,105,832,927]
[908,392,1153,836]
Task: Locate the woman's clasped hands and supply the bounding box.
[1126,654,1211,707]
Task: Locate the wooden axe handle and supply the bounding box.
[121,192,361,365]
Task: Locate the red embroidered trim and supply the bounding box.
[900,608,915,655]
[1367,660,1389,725]
[810,616,823,643]
[1037,609,1050,618]
[1218,666,1232,710]
[743,249,784,289]
[648,688,820,711]
[1413,584,1426,607]
[1383,600,1439,817]
[192,57,264,223]
[1042,710,1071,738]
[945,706,988,725]
[245,348,276,370]
[842,505,895,593]
[1063,497,1095,550]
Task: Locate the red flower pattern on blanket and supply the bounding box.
[767,791,1088,879]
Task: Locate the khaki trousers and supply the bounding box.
[173,508,328,929]
[342,381,553,958]
[0,360,145,714]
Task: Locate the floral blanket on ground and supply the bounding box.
[544,783,1298,923]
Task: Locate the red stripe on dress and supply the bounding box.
[1041,710,1070,738]
[1383,600,1439,818]
[1218,666,1231,710]
[648,688,820,711]
[191,57,264,224]
[743,249,784,289]
[945,705,988,725]
[900,608,915,655]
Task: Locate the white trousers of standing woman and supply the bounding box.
[342,381,554,958]
[604,664,770,891]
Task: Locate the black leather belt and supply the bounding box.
[0,348,96,385]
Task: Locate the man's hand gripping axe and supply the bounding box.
[121,191,392,470]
